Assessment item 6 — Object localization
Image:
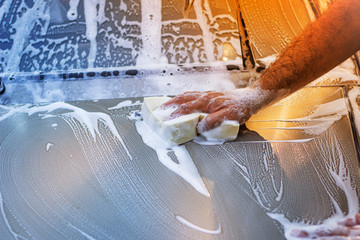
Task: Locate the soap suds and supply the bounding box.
[137,0,162,65]
[67,0,80,21]
[135,119,210,197]
[0,192,25,240]
[193,137,225,145]
[1,97,359,239]
[1,102,132,160]
[266,133,360,239]
[293,98,347,135]
[152,106,177,122]
[108,100,142,110]
[200,120,239,141]
[68,222,97,240]
[127,110,142,121]
[176,215,221,234]
[83,0,107,68]
[45,143,54,152]
[252,98,349,137]
[2,1,49,73]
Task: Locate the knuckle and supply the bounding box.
[178,103,193,113]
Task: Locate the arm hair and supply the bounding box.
[257,0,360,95]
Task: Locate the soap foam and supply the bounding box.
[266,134,360,239]
[193,136,225,145]
[200,120,239,141]
[175,215,221,234]
[83,0,107,68]
[152,106,177,122]
[107,100,142,110]
[45,142,54,152]
[134,118,210,197]
[0,192,23,240]
[1,102,132,160]
[263,98,349,136]
[67,0,80,21]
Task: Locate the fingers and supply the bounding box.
[207,97,233,113]
[161,91,202,108]
[197,106,251,132]
[196,107,238,132]
[170,99,208,118]
[198,108,231,132]
[160,91,251,132]
[168,91,225,118]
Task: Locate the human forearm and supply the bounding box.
[252,0,360,104]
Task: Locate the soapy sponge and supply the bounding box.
[199,113,240,141]
[141,96,240,144]
[142,97,199,144]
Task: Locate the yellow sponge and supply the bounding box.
[141,97,239,144]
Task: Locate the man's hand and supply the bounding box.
[161,88,265,133]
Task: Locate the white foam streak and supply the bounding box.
[308,99,348,119]
[0,192,26,239]
[0,0,12,23]
[193,0,215,62]
[0,102,132,160]
[135,121,210,197]
[193,137,225,145]
[176,215,221,234]
[260,98,348,136]
[46,143,54,152]
[273,174,283,202]
[137,0,163,65]
[83,0,107,68]
[108,100,142,110]
[328,142,359,214]
[228,157,250,183]
[267,133,359,239]
[67,0,80,21]
[67,223,96,240]
[3,1,48,73]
